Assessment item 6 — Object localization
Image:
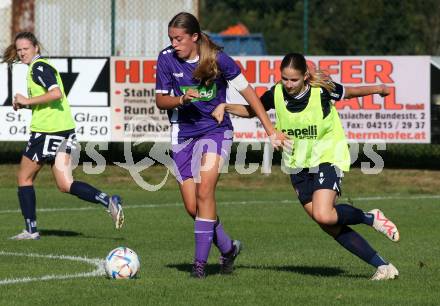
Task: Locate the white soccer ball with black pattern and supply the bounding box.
[104,246,140,279]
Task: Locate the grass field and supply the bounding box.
[0,165,439,305]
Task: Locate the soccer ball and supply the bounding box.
[104,246,140,279]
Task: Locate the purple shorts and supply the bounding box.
[171,129,233,183]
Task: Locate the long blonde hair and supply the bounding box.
[281,53,335,92]
[2,32,42,66]
[168,12,222,86]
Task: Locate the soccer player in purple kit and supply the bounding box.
[155,12,287,278]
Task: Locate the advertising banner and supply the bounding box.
[228,56,431,143]
[1,56,431,143]
[0,58,110,141]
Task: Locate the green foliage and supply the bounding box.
[200,0,440,55]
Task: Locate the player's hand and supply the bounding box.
[14,93,30,106]
[181,88,200,104]
[379,84,390,97]
[282,139,294,155]
[12,93,29,111]
[269,129,290,151]
[12,100,21,111]
[211,103,226,124]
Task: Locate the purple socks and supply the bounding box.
[214,220,233,255]
[194,218,215,263]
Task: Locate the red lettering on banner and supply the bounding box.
[335,98,360,110]
[260,60,281,83]
[384,87,403,109]
[235,60,256,83]
[115,60,140,83]
[341,60,362,83]
[142,61,156,83]
[362,95,381,110]
[365,60,393,83]
[335,87,401,110]
[318,60,339,76]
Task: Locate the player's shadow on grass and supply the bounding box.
[39,229,83,237]
[239,264,346,277]
[167,263,348,277]
[166,263,222,275]
[39,229,126,241]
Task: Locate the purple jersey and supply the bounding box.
[156,46,240,140]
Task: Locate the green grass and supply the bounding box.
[0,165,439,305]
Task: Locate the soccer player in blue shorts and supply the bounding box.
[212,53,400,280]
[155,12,286,278]
[2,32,124,240]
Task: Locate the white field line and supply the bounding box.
[0,194,439,215]
[0,251,105,285]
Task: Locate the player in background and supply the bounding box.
[212,52,400,280]
[155,12,287,278]
[2,32,124,240]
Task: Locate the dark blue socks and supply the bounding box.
[18,186,37,233]
[69,181,109,208]
[336,204,374,226]
[335,226,387,268]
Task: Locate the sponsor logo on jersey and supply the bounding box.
[180,84,217,102]
[173,72,183,78]
[282,125,318,139]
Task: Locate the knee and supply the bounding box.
[17,173,33,186]
[196,186,214,203]
[313,212,337,226]
[17,177,33,186]
[57,182,72,193]
[184,202,197,218]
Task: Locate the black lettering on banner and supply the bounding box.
[1,58,110,107]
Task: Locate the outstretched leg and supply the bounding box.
[302,189,398,280]
[52,152,124,229]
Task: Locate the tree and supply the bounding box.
[200,0,440,55]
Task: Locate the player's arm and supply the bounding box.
[15,87,62,106]
[226,73,276,136]
[211,103,254,124]
[344,84,390,99]
[14,62,63,107]
[156,88,200,110]
[212,84,273,123]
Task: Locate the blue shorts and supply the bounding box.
[289,163,343,205]
[23,129,77,164]
[171,129,233,183]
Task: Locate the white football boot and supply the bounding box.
[368,209,400,242]
[9,230,40,240]
[371,263,399,280]
[108,195,124,229]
